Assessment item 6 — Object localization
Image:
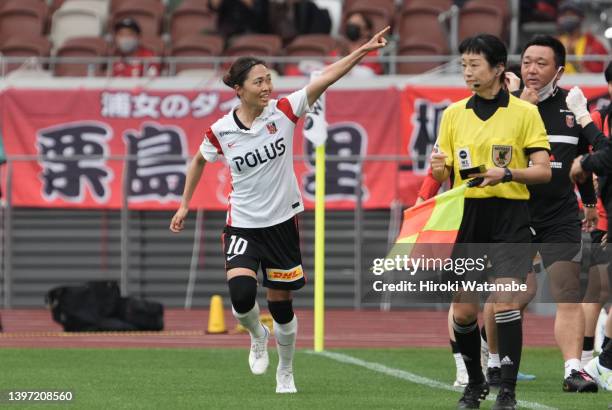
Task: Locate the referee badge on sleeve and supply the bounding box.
[492,145,512,167]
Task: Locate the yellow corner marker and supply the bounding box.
[206,294,227,334]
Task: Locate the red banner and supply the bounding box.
[2,87,402,210]
[4,85,608,210]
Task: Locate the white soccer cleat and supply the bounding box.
[276,367,297,393]
[248,324,270,375]
[454,365,469,387]
[584,357,612,391]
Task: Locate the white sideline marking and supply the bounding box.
[306,350,557,410]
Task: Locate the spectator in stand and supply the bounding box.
[269,0,331,45]
[335,12,384,77]
[209,0,270,40]
[521,0,558,23]
[556,0,608,73]
[111,18,160,77]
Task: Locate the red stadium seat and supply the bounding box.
[110,0,164,37]
[398,6,449,51]
[284,34,338,76]
[169,0,216,41]
[110,0,161,13]
[401,0,453,11]
[0,0,47,38]
[0,34,51,74]
[225,34,282,58]
[397,41,447,74]
[169,34,224,74]
[458,3,505,43]
[54,36,108,77]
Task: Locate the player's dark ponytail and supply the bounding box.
[223,57,267,88]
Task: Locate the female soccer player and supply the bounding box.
[170,27,389,393]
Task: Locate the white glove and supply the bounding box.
[565,86,589,121]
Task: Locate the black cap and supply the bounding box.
[113,17,141,34]
[558,1,584,16]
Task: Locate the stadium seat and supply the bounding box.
[169,0,216,41]
[396,41,447,74]
[55,0,109,26]
[110,0,164,38]
[0,34,51,74]
[401,0,453,11]
[169,34,224,74]
[110,0,162,13]
[50,8,104,50]
[286,34,337,57]
[467,0,509,23]
[225,34,283,58]
[458,3,505,43]
[0,0,47,38]
[53,36,108,77]
[342,0,393,33]
[398,6,448,51]
[284,34,337,76]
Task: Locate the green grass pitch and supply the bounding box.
[0,348,609,409]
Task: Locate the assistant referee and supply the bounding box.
[431,34,551,410]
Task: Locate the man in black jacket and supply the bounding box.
[491,35,599,393]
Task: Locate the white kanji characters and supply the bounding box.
[101,92,132,118]
[160,94,190,118]
[37,122,113,203]
[191,93,219,118]
[124,123,187,202]
[132,93,161,118]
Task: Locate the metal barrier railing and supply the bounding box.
[1,54,611,78]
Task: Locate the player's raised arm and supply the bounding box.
[305,26,389,107]
[170,150,207,233]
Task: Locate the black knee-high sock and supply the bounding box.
[603,336,611,351]
[599,339,612,369]
[453,318,484,383]
[480,325,487,343]
[496,310,522,390]
[450,339,460,354]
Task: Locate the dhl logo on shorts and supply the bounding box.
[266,265,304,282]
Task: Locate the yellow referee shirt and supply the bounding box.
[435,92,549,200]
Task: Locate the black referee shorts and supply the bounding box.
[222,216,306,291]
[452,198,532,280]
[529,220,582,269]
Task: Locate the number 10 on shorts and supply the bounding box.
[227,235,248,260]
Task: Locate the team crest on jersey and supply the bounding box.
[492,145,512,167]
[266,121,278,134]
[565,114,575,128]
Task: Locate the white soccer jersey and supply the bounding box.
[200,87,312,228]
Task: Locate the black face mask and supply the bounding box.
[345,23,361,42]
[558,16,581,34]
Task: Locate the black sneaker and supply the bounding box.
[487,367,501,388]
[457,381,489,409]
[562,369,598,392]
[492,387,517,410]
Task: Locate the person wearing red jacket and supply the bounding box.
[111,18,160,78]
[557,1,608,73]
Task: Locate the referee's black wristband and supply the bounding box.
[501,167,513,183]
